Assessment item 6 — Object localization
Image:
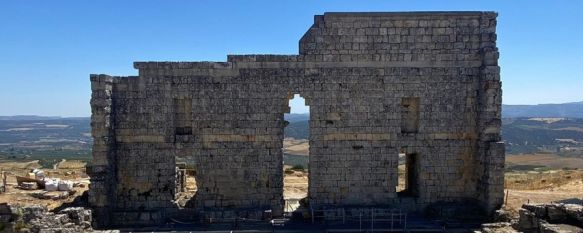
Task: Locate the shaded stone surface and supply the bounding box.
[522,203,583,228]
[89,11,503,227]
[1,205,94,233]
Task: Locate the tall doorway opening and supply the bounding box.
[175,160,198,208]
[173,97,198,208]
[283,94,309,213]
[397,147,418,197]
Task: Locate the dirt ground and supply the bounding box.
[280,141,583,215]
[283,170,308,200]
[504,170,583,216]
[1,150,581,217]
[505,183,583,216]
[0,159,89,210]
[281,168,583,219]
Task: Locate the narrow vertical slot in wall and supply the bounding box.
[283,94,309,213]
[397,147,407,193]
[175,162,198,208]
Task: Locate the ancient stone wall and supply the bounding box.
[89,12,502,227]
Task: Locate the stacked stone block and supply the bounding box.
[88,74,117,227]
[89,12,503,227]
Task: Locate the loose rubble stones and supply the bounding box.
[514,203,583,233]
[19,182,37,191]
[1,205,94,233]
[479,222,518,233]
[479,204,583,233]
[522,203,583,228]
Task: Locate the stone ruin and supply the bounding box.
[89,11,503,227]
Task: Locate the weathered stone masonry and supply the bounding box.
[89,12,503,227]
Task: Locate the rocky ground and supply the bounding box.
[0,203,121,233]
[280,169,583,232]
[504,170,583,217]
[0,151,581,232]
[283,168,308,200]
[480,203,583,233]
[0,160,89,211]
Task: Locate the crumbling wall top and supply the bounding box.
[321,11,497,17]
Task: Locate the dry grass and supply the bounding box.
[504,172,583,216]
[283,138,309,156]
[506,153,583,170]
[505,169,583,190]
[0,160,90,210]
[283,170,308,200]
[55,159,86,169]
[0,160,41,172]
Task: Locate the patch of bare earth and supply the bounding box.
[283,138,309,156]
[283,165,308,200]
[0,160,89,210]
[504,170,583,217]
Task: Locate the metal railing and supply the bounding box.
[310,207,408,232]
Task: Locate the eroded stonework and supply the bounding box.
[89,12,503,227]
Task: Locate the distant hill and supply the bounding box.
[284,117,583,156]
[0,115,65,121]
[503,101,583,118]
[0,117,92,167]
[284,101,583,120]
[285,113,309,123]
[502,118,583,154]
[284,120,309,139]
[2,100,583,161]
[283,114,310,139]
[6,100,582,121]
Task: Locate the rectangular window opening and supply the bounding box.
[174,98,193,136]
[175,161,198,208]
[401,97,420,134]
[283,93,309,213]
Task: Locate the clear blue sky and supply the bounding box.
[1,1,582,116]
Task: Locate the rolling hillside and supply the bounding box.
[503,101,583,118]
[284,116,583,156]
[1,106,582,168]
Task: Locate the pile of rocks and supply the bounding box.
[29,190,72,200]
[518,203,583,233]
[19,182,37,191]
[479,222,517,233]
[0,204,100,233]
[477,203,583,233]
